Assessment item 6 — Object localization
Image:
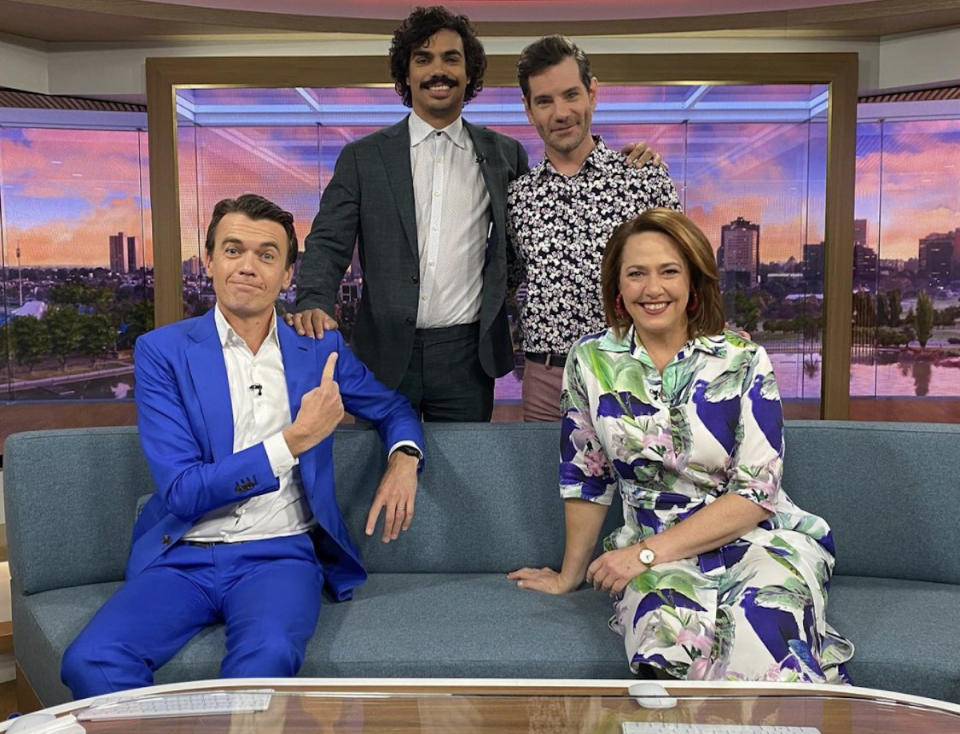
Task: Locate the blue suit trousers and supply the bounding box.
[61,533,323,699]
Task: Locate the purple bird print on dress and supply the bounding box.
[692,379,740,455]
[748,374,783,454]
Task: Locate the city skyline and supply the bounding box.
[1,112,959,269]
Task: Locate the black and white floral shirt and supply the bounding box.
[506,137,681,354]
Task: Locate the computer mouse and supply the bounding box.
[627,680,678,709]
[5,713,83,733]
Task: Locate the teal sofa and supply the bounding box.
[5,421,959,706]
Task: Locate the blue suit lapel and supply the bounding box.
[185,310,233,461]
[277,322,317,485]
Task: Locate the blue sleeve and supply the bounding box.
[134,335,279,522]
[327,330,425,462]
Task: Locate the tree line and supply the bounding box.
[0,283,153,373]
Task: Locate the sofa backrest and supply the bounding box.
[4,427,151,595]
[334,423,612,574]
[781,420,960,584]
[5,420,959,594]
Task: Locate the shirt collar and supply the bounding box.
[535,135,613,180]
[214,303,279,350]
[596,325,727,360]
[408,111,468,150]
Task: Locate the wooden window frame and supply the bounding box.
[146,52,857,419]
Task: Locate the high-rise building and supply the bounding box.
[108,232,125,273]
[854,218,867,248]
[803,242,824,287]
[851,219,878,286]
[182,255,202,277]
[127,236,138,272]
[720,217,760,290]
[919,232,954,287]
[854,248,878,287]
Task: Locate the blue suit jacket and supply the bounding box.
[130,308,424,601]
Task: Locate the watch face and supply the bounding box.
[639,548,656,565]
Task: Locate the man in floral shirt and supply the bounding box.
[507,35,681,421]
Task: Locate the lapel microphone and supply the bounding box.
[475,152,486,164]
[249,383,263,397]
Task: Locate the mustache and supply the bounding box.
[420,75,459,89]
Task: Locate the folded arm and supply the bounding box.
[135,336,282,522]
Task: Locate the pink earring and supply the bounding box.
[687,290,700,314]
[615,293,627,319]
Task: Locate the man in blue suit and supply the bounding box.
[61,194,424,698]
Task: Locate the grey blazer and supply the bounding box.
[296,116,529,389]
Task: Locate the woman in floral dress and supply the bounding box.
[509,209,852,682]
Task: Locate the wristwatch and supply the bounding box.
[637,542,656,566]
[393,445,422,461]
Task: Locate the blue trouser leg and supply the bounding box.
[61,544,218,698]
[61,534,324,698]
[218,534,323,678]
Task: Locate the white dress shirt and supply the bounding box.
[185,306,316,542]
[408,111,491,329]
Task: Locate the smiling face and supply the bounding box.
[618,231,692,345]
[523,55,597,164]
[203,212,293,327]
[406,28,469,128]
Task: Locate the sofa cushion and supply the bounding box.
[18,574,627,706]
[826,575,960,703]
[20,572,960,707]
[781,421,960,584]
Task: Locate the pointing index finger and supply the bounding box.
[321,352,338,383]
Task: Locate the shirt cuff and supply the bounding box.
[264,431,298,477]
[388,440,422,461]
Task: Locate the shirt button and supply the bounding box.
[433,191,440,198]
[421,295,428,301]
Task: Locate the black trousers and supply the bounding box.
[397,322,494,422]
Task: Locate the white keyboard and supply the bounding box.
[623,725,821,734]
[76,690,273,721]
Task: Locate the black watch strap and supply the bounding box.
[394,445,422,460]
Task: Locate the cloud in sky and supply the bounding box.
[7,194,151,268]
[3,116,960,268]
[1,128,151,267]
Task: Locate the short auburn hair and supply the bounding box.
[601,208,725,340]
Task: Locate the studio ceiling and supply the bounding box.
[0,0,959,43]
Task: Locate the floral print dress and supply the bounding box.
[560,328,853,682]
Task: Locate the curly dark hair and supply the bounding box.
[389,6,486,108]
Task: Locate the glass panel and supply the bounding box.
[175,84,830,418]
[850,117,960,420]
[850,121,883,401]
[0,127,148,402]
[188,125,321,317]
[684,120,823,416]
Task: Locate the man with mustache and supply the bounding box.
[290,6,526,422]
